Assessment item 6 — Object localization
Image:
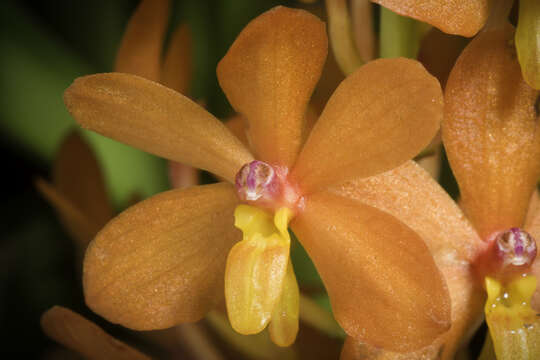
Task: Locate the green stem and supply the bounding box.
[379,7,420,59]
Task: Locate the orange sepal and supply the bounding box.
[41,306,150,360]
[161,24,192,95]
[36,179,101,247]
[114,0,169,82]
[217,6,327,169]
[332,161,486,358]
[443,27,540,240]
[292,58,442,194]
[83,183,240,330]
[372,0,488,37]
[64,73,253,183]
[53,132,113,236]
[291,191,451,352]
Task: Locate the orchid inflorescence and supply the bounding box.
[37,0,540,359]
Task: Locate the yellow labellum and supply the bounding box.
[484,275,540,359]
[225,205,299,346]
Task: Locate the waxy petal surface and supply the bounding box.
[217,6,327,168]
[372,0,488,37]
[291,192,451,352]
[64,73,253,183]
[292,58,442,194]
[333,161,486,358]
[443,28,540,240]
[83,183,240,330]
[114,0,169,82]
[161,24,192,95]
[41,306,150,360]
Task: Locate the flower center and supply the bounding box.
[234,160,302,212]
[235,160,279,201]
[476,227,537,282]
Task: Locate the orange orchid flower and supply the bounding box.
[339,25,540,360]
[64,6,449,351]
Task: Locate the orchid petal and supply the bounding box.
[291,191,451,352]
[36,179,100,247]
[64,73,253,183]
[217,6,327,168]
[372,0,488,37]
[292,58,442,194]
[333,161,486,357]
[161,24,192,95]
[83,183,240,330]
[53,131,113,235]
[443,27,540,240]
[114,0,169,82]
[41,306,150,360]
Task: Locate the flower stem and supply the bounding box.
[379,7,420,59]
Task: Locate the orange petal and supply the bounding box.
[443,27,540,240]
[64,73,253,183]
[332,161,486,357]
[41,306,150,360]
[83,183,240,330]
[161,24,192,95]
[372,0,488,37]
[291,191,451,352]
[292,58,442,194]
[417,28,469,89]
[114,0,169,82]
[36,179,100,247]
[53,131,113,236]
[217,6,327,168]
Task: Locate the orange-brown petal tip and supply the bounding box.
[114,0,169,81]
[41,306,150,360]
